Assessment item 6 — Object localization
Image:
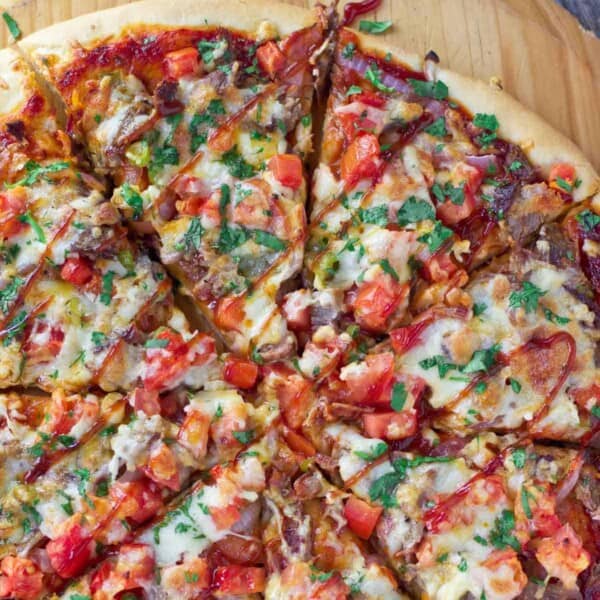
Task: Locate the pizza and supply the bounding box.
[0,0,598,598]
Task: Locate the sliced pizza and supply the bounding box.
[301,27,600,337]
[21,0,332,362]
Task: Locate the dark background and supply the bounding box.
[557,0,600,36]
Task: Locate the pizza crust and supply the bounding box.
[20,0,316,68]
[0,48,33,116]
[348,28,600,205]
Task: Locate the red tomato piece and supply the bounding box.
[343,495,383,540]
[340,133,380,187]
[353,275,408,332]
[212,566,266,595]
[549,163,576,192]
[275,372,313,429]
[362,410,417,440]
[268,154,303,189]
[256,41,286,78]
[355,91,386,108]
[223,356,259,389]
[0,557,43,600]
[177,410,211,459]
[46,523,94,579]
[60,257,94,286]
[0,189,27,238]
[436,191,476,226]
[164,47,200,78]
[390,319,431,356]
[343,352,394,405]
[215,297,245,332]
[142,443,181,491]
[211,503,242,531]
[111,479,163,525]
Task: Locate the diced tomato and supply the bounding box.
[211,503,242,530]
[353,275,409,332]
[340,133,381,187]
[223,356,259,389]
[343,495,383,540]
[164,47,200,78]
[275,372,313,429]
[0,189,27,238]
[46,523,93,578]
[549,163,576,193]
[143,329,214,392]
[162,558,210,595]
[91,544,155,596]
[215,297,245,332]
[0,557,43,600]
[436,191,476,226]
[128,388,161,416]
[111,479,163,525]
[282,426,316,456]
[212,566,266,595]
[22,322,64,364]
[390,319,431,356]
[141,443,181,491]
[256,41,286,78]
[355,91,386,108]
[421,252,462,283]
[41,390,99,437]
[343,352,394,405]
[177,409,211,459]
[536,524,590,590]
[362,410,417,440]
[268,154,303,190]
[60,257,94,286]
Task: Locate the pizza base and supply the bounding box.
[348,28,600,204]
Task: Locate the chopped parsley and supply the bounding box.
[121,183,144,219]
[520,486,533,519]
[391,382,407,411]
[554,177,573,193]
[408,78,448,100]
[342,42,356,59]
[365,64,394,93]
[346,85,363,97]
[508,378,522,394]
[431,181,465,205]
[489,510,520,551]
[91,331,108,346]
[217,224,249,253]
[19,212,46,243]
[232,430,255,444]
[473,113,499,145]
[379,258,399,281]
[511,447,526,469]
[6,160,70,189]
[473,302,487,316]
[543,307,570,326]
[424,117,448,138]
[149,145,179,179]
[2,11,21,39]
[508,281,546,313]
[417,220,453,252]
[369,456,455,507]
[474,381,487,394]
[508,160,523,172]
[354,441,388,461]
[99,271,116,306]
[576,209,600,232]
[252,229,287,251]
[145,337,170,349]
[0,277,24,313]
[397,196,435,226]
[2,310,27,346]
[358,19,392,34]
[359,204,388,226]
[461,344,500,374]
[419,355,458,378]
[179,217,205,252]
[220,146,256,179]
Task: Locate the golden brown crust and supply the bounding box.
[0,48,34,117]
[347,27,600,205]
[20,0,316,67]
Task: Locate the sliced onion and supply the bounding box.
[465,154,500,173]
[555,453,584,504]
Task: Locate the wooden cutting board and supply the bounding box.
[2,0,600,171]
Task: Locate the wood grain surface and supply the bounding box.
[1,0,599,171]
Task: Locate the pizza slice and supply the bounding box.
[0,360,273,597]
[301,27,600,337]
[21,0,333,362]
